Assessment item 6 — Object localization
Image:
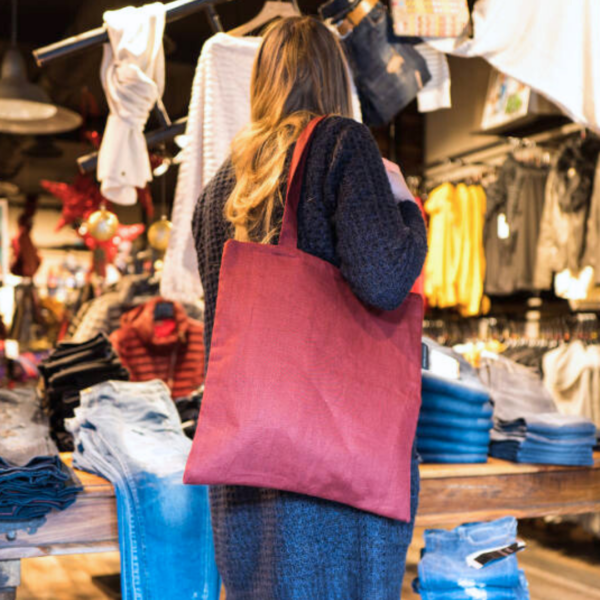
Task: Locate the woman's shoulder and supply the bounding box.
[317,115,372,141]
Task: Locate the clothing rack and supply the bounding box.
[424,122,585,186]
[32,0,233,66]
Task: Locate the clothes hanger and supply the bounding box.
[229,1,301,36]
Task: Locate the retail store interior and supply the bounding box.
[1,0,600,599]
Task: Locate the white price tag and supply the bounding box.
[429,349,460,380]
[497,213,510,240]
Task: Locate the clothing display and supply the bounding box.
[413,517,530,599]
[484,157,549,296]
[427,0,600,134]
[110,297,205,399]
[193,115,426,599]
[39,333,129,451]
[414,44,452,113]
[97,3,166,205]
[334,0,431,126]
[490,413,596,467]
[66,379,219,600]
[424,182,486,314]
[161,31,363,304]
[543,341,600,431]
[0,388,82,522]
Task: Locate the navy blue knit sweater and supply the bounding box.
[193,116,427,600]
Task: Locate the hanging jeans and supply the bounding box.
[335,1,431,126]
[67,379,220,600]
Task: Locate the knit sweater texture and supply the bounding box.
[193,116,427,599]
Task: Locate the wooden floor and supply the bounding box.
[15,521,600,600]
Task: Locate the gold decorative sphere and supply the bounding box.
[87,206,119,241]
[148,216,172,251]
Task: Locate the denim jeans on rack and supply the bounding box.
[413,517,530,599]
[67,380,220,600]
[334,0,430,126]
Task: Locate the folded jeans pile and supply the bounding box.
[419,341,492,464]
[490,413,597,466]
[66,379,220,600]
[413,517,530,600]
[39,333,129,451]
[0,388,82,522]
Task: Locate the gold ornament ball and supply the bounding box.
[87,207,119,241]
[148,217,172,251]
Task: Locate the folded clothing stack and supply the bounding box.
[490,413,597,466]
[66,379,220,600]
[413,517,530,600]
[0,388,82,522]
[419,339,492,463]
[39,333,129,451]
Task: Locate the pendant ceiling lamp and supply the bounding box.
[0,0,82,135]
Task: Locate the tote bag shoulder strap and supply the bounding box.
[278,115,328,248]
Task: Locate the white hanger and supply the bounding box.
[229,1,301,37]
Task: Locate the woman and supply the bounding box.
[193,16,427,600]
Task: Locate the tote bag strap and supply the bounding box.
[278,115,328,248]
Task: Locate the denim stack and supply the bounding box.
[490,413,596,466]
[39,333,129,451]
[418,339,493,463]
[0,388,82,522]
[480,355,596,466]
[413,517,530,600]
[66,379,220,600]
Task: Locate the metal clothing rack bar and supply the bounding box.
[424,122,585,183]
[33,0,233,66]
[77,117,188,174]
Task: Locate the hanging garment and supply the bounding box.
[110,297,205,399]
[582,155,600,285]
[543,341,600,432]
[427,0,600,134]
[161,32,362,304]
[414,44,451,113]
[485,157,548,295]
[97,3,166,205]
[424,183,458,308]
[535,139,600,293]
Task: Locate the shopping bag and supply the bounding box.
[184,117,424,521]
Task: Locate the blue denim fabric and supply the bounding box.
[418,425,491,446]
[418,452,489,464]
[421,394,494,418]
[340,1,430,126]
[419,413,494,432]
[66,380,220,600]
[415,572,530,599]
[417,438,490,455]
[490,442,594,466]
[413,517,530,599]
[423,373,490,405]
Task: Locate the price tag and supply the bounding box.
[429,349,460,380]
[497,213,510,240]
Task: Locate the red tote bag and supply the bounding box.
[184,116,424,521]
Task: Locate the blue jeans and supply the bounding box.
[418,452,489,464]
[421,394,494,418]
[414,517,530,598]
[417,438,489,455]
[418,425,491,446]
[423,373,491,404]
[419,412,493,431]
[340,1,430,126]
[67,380,220,600]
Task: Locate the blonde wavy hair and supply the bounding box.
[225,16,353,243]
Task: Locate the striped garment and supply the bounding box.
[110,297,205,399]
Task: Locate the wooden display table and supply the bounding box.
[1,453,600,599]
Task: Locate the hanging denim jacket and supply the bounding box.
[321,0,431,126]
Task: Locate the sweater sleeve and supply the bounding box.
[329,121,428,311]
